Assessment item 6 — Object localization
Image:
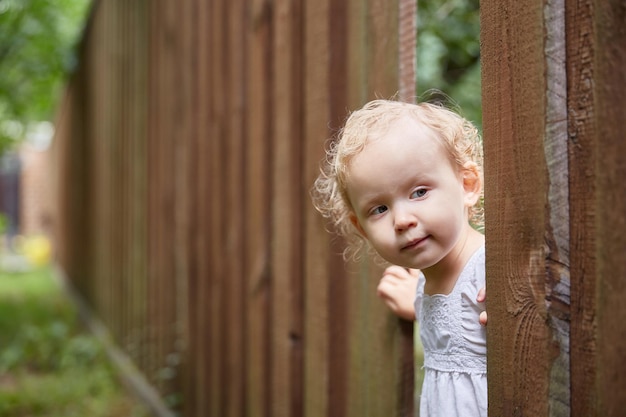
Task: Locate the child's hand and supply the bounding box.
[477,287,487,326]
[376,265,420,321]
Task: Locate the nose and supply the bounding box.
[393,205,417,232]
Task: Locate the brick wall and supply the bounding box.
[19,143,52,236]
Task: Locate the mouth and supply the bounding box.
[401,236,428,251]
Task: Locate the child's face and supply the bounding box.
[346,116,477,270]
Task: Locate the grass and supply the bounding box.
[0,264,151,417]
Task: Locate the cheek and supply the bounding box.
[426,200,465,234]
[363,222,394,247]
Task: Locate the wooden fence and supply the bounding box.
[50,0,626,416]
[481,0,626,415]
[50,0,416,416]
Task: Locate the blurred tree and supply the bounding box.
[417,0,482,128]
[0,0,90,152]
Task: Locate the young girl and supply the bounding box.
[312,99,487,417]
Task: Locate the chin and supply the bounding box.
[405,255,439,271]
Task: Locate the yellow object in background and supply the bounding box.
[20,234,52,267]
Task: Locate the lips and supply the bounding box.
[401,236,428,250]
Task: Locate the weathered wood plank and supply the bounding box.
[223,0,246,415]
[271,0,305,416]
[568,1,626,415]
[565,0,596,413]
[192,1,213,414]
[593,2,626,412]
[177,1,197,414]
[481,0,561,414]
[326,2,350,417]
[303,0,332,415]
[244,0,272,415]
[207,0,226,414]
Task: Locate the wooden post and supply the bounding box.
[568,0,626,415]
[482,0,626,415]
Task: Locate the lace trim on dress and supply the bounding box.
[423,351,487,374]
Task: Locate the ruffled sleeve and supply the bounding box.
[458,246,487,357]
[414,272,426,323]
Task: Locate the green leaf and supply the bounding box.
[0,0,90,154]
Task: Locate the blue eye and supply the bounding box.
[370,205,388,216]
[411,188,428,199]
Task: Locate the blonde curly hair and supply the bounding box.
[311,99,484,260]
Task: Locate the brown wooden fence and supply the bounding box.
[481,0,626,415]
[50,0,626,416]
[50,1,416,416]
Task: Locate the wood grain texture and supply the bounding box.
[482,0,626,415]
[481,0,557,414]
[568,0,626,415]
[50,1,416,416]
[593,2,626,413]
[302,0,332,415]
[271,0,305,416]
[244,0,272,415]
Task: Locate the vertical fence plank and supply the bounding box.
[397,0,416,104]
[481,0,556,414]
[179,1,197,414]
[302,0,333,415]
[271,0,305,416]
[130,0,149,373]
[95,0,112,334]
[592,3,626,413]
[146,0,160,393]
[326,2,350,417]
[568,1,626,415]
[207,0,226,413]
[193,1,214,415]
[164,1,185,405]
[566,2,596,415]
[244,0,272,415]
[147,0,181,402]
[224,0,246,415]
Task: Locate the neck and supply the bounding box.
[422,226,484,295]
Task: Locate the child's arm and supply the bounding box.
[477,287,488,326]
[376,265,420,321]
[377,265,488,326]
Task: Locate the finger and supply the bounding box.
[377,279,410,298]
[383,266,420,283]
[383,265,412,279]
[378,272,404,286]
[476,287,486,303]
[407,268,421,278]
[479,311,488,326]
[376,279,396,297]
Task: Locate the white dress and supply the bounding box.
[414,246,487,417]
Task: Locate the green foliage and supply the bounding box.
[0,0,90,152]
[417,0,482,128]
[0,213,7,235]
[0,266,150,417]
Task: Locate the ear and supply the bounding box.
[461,161,482,206]
[349,212,368,239]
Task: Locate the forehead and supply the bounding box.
[366,115,447,160]
[347,117,454,182]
